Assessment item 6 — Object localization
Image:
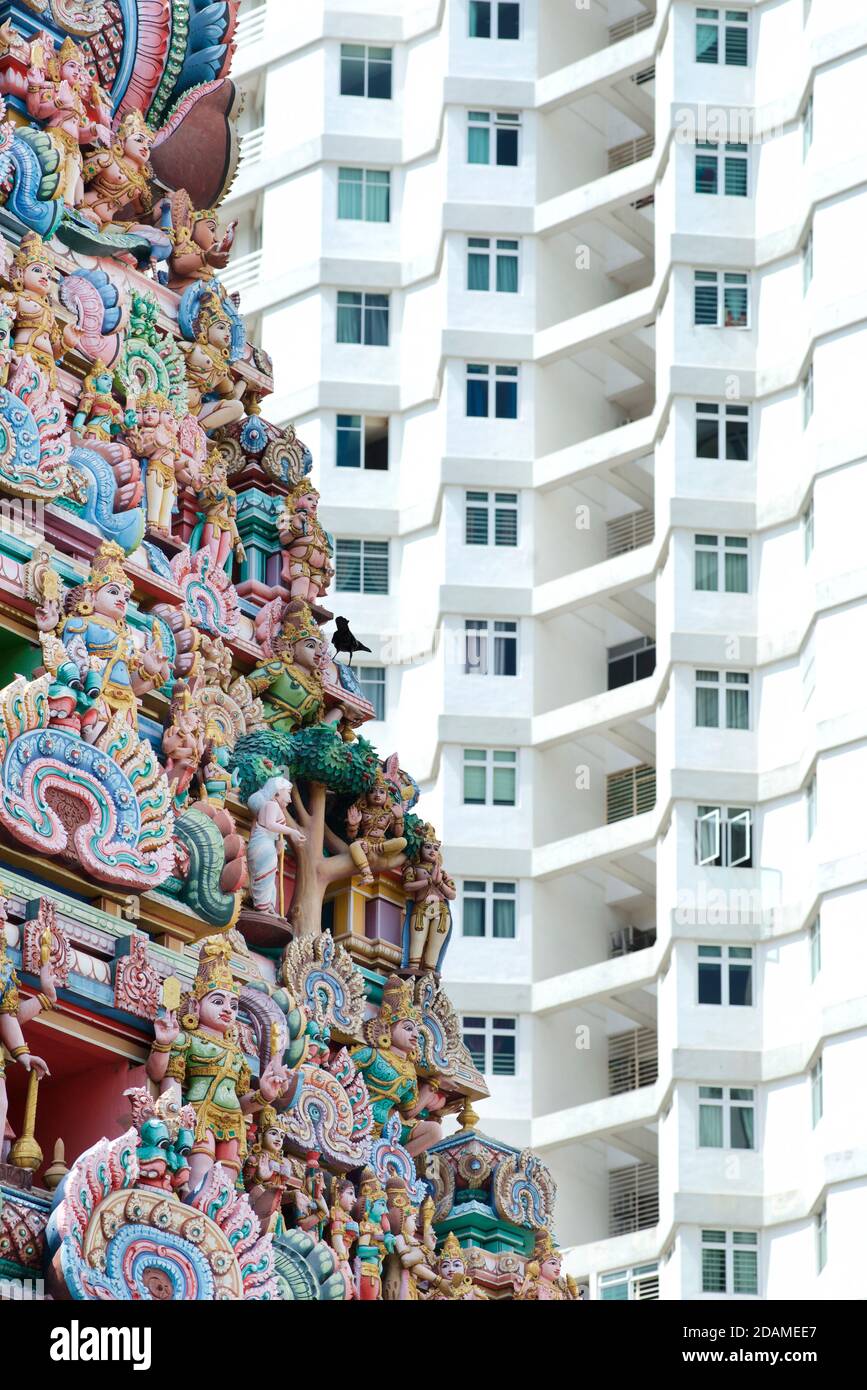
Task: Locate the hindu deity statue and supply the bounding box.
[124,1087,196,1194]
[0,888,57,1154]
[146,935,291,1190]
[290,1154,329,1238]
[327,1178,359,1298]
[178,286,246,432]
[25,35,112,207]
[192,448,246,573]
[401,824,456,975]
[433,1231,489,1301]
[158,192,237,293]
[354,1170,394,1301]
[384,1181,445,1301]
[276,481,334,603]
[162,684,207,805]
[246,775,307,917]
[80,109,154,227]
[125,391,182,538]
[242,1105,298,1232]
[72,359,132,444]
[516,1232,578,1301]
[2,231,81,386]
[350,976,446,1159]
[247,604,343,734]
[36,541,170,742]
[196,723,234,807]
[345,769,408,885]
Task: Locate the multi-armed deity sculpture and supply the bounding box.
[0,0,573,1305]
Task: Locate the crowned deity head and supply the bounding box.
[192,208,220,254]
[533,1231,563,1284]
[255,1105,285,1159]
[65,541,132,624]
[11,231,54,297]
[51,35,86,87]
[418,823,443,868]
[286,478,320,519]
[367,974,422,1059]
[183,934,241,1036]
[195,287,234,358]
[115,108,153,169]
[364,767,392,810]
[275,602,325,674]
[135,389,171,430]
[83,358,114,398]
[437,1230,468,1286]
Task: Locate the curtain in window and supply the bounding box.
[492,764,516,805]
[699,1105,724,1147]
[731,1106,754,1149]
[366,171,390,222]
[468,251,490,291]
[466,379,489,418]
[469,0,491,36]
[338,170,363,219]
[463,765,487,804]
[695,550,718,590]
[724,551,748,592]
[696,687,719,727]
[695,24,719,63]
[496,252,519,292]
[364,296,389,346]
[492,897,515,938]
[726,688,749,730]
[336,293,361,343]
[468,126,490,164]
[463,896,486,937]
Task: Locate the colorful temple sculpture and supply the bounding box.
[0,0,574,1303]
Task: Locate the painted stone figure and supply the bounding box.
[276,481,334,603]
[0,889,56,1157]
[247,604,343,734]
[246,775,307,916]
[125,390,182,538]
[178,286,246,432]
[25,35,112,207]
[146,935,291,1190]
[243,1106,298,1232]
[354,1170,393,1301]
[159,191,238,294]
[192,448,246,573]
[2,232,80,387]
[80,108,154,227]
[327,1178,359,1298]
[346,769,408,885]
[401,823,456,975]
[72,359,132,444]
[516,1232,579,1301]
[350,976,446,1159]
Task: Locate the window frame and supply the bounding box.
[461,1014,518,1076]
[461,878,518,939]
[467,109,521,167]
[466,236,521,293]
[462,747,519,806]
[336,290,390,346]
[355,664,386,720]
[694,533,749,593]
[810,1055,823,1128]
[694,140,749,197]
[694,270,750,328]
[465,362,520,420]
[337,166,391,223]
[696,806,753,867]
[695,8,749,67]
[701,1229,759,1296]
[695,669,751,731]
[464,490,519,547]
[339,43,393,100]
[464,618,519,677]
[469,0,521,40]
[334,537,390,595]
[335,413,390,470]
[698,1084,756,1150]
[598,1263,659,1301]
[695,401,751,461]
[697,944,755,1006]
[809,915,821,982]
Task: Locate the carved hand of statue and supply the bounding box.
[19,1052,50,1078]
[346,806,362,831]
[153,1008,180,1048]
[287,828,307,847]
[139,646,171,685]
[38,958,58,1006]
[417,1082,447,1115]
[35,598,61,633]
[258,1058,290,1103]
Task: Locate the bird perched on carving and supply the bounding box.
[332,616,371,665]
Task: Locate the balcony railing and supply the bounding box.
[608,1027,658,1095]
[609,1163,659,1237]
[238,125,266,170]
[609,924,656,957]
[220,249,263,297]
[608,133,654,173]
[235,3,268,51]
[608,11,655,44]
[606,765,655,823]
[606,508,654,558]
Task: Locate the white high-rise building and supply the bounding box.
[227,0,867,1300]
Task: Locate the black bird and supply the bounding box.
[332,616,372,665]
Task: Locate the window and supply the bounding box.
[802,360,814,426]
[694,271,749,327]
[803,494,814,561]
[816,1206,827,1274]
[802,91,813,159]
[607,637,656,690]
[356,665,385,720]
[694,534,749,593]
[701,1230,758,1296]
[464,620,518,676]
[698,945,754,1005]
[695,670,750,730]
[337,167,390,222]
[695,142,749,197]
[340,44,392,99]
[336,414,389,470]
[461,1015,517,1075]
[809,916,821,981]
[806,773,817,838]
[465,363,519,419]
[695,402,750,461]
[696,807,753,867]
[467,237,520,293]
[695,9,749,66]
[810,1056,823,1127]
[467,110,521,166]
[698,1086,756,1149]
[599,1263,659,1301]
[334,538,389,594]
[462,880,517,939]
[463,748,518,806]
[465,490,519,546]
[336,291,390,345]
[469,0,520,39]
[802,226,813,293]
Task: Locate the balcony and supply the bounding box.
[608,1027,658,1095]
[609,924,656,958]
[609,1163,659,1237]
[239,125,266,171]
[220,249,263,298]
[606,765,655,824]
[608,133,654,174]
[608,11,656,45]
[235,3,268,52]
[606,508,654,558]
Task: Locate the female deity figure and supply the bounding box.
[2,232,81,386]
[246,776,307,917]
[345,770,407,885]
[327,1178,359,1298]
[350,976,446,1159]
[125,391,182,538]
[179,287,246,433]
[0,889,56,1155]
[80,109,154,227]
[401,824,456,975]
[290,1155,329,1238]
[247,604,343,734]
[433,1231,489,1301]
[72,359,131,444]
[354,1170,394,1301]
[161,684,207,806]
[242,1105,298,1233]
[276,481,334,603]
[516,1232,578,1301]
[38,541,170,742]
[192,449,246,573]
[146,935,290,1190]
[383,1184,446,1301]
[25,35,112,208]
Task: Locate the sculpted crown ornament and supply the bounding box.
[191,933,241,1000]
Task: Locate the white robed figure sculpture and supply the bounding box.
[246,776,306,915]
